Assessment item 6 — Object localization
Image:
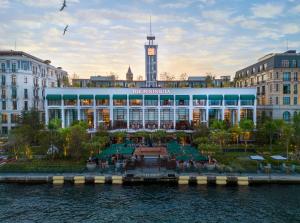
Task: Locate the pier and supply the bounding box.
[1,173,300,185]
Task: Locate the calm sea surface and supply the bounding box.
[0,184,300,223]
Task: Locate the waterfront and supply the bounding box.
[0,184,300,223]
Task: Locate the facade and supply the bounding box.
[0,50,68,135]
[235,50,300,122]
[45,87,256,132]
[72,75,231,88]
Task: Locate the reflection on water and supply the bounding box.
[0,184,300,223]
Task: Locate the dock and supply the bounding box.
[1,172,300,185]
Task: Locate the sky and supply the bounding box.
[0,0,300,80]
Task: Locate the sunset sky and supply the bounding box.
[0,0,300,79]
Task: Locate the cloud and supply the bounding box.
[18,0,79,8]
[281,23,300,34]
[0,0,9,8]
[251,3,284,18]
[292,4,300,13]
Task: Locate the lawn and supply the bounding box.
[0,159,86,173]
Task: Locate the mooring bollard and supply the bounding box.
[237,176,249,186]
[178,176,190,185]
[53,176,64,185]
[74,176,85,184]
[216,176,227,185]
[94,176,106,184]
[112,175,123,184]
[196,176,207,185]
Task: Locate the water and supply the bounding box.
[0,184,300,223]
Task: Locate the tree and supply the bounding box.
[152,130,167,146]
[210,120,226,130]
[262,120,282,152]
[179,73,187,81]
[192,123,210,138]
[293,112,300,149]
[229,125,242,145]
[68,124,88,158]
[240,119,254,151]
[205,74,214,87]
[281,124,295,160]
[176,131,187,145]
[112,131,126,144]
[210,130,230,150]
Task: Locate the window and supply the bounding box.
[276,97,279,105]
[24,76,27,83]
[283,111,291,122]
[24,89,28,99]
[294,97,298,105]
[96,99,109,106]
[257,87,260,95]
[12,100,17,110]
[283,72,291,81]
[1,127,8,135]
[1,63,5,72]
[294,84,298,94]
[281,60,289,68]
[12,63,17,72]
[129,109,142,129]
[276,84,279,92]
[269,97,272,105]
[11,114,18,124]
[264,63,268,70]
[2,101,6,110]
[283,84,291,94]
[1,89,5,98]
[291,60,297,68]
[262,86,265,95]
[276,72,279,79]
[24,101,28,111]
[1,75,5,85]
[129,99,142,106]
[48,100,61,106]
[1,113,8,123]
[283,97,290,105]
[269,84,272,93]
[294,72,298,81]
[12,87,17,99]
[12,75,16,85]
[160,108,174,129]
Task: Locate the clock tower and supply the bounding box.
[145,17,158,87]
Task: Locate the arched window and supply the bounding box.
[283,111,291,122]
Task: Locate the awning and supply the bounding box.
[224,95,239,100]
[95,95,109,100]
[208,95,223,100]
[194,155,209,161]
[160,95,174,100]
[113,94,127,100]
[250,155,265,161]
[63,95,77,100]
[175,95,190,100]
[144,95,158,100]
[79,95,93,99]
[271,155,287,160]
[240,95,256,100]
[46,95,61,100]
[129,95,143,100]
[193,95,207,100]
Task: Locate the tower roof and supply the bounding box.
[127,66,133,75]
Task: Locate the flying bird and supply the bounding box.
[60,0,67,11]
[63,25,69,35]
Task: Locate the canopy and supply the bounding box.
[250,155,265,161]
[224,95,239,100]
[176,155,190,161]
[194,155,209,161]
[79,95,93,99]
[193,95,207,100]
[129,95,143,100]
[240,95,255,100]
[144,95,158,100]
[63,95,77,100]
[160,95,174,100]
[208,95,223,100]
[113,94,127,100]
[46,95,61,100]
[271,155,287,160]
[95,95,109,100]
[175,95,190,100]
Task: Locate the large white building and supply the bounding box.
[0,51,68,135]
[45,87,256,132]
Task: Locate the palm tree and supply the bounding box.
[240,119,254,151]
[152,130,167,146]
[282,124,295,160]
[229,125,242,145]
[176,131,187,145]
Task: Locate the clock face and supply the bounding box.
[148,48,156,56]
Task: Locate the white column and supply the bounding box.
[238,96,241,123]
[61,98,65,128]
[93,96,96,130]
[110,95,113,128]
[189,96,193,125]
[173,96,176,129]
[77,95,80,121]
[142,107,145,129]
[253,97,257,126]
[45,99,49,126]
[126,96,129,130]
[158,103,161,129]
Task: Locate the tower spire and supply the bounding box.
[150,16,152,36]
